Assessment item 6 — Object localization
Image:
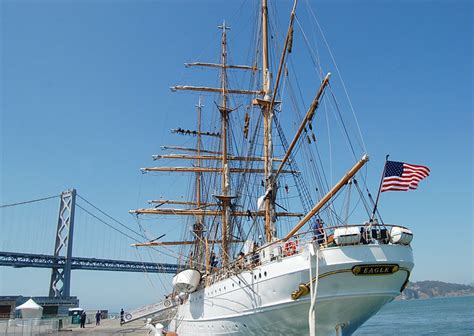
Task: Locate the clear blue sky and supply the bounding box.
[1,0,472,311]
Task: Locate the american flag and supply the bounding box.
[381,161,430,192]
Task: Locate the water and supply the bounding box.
[354,296,474,335]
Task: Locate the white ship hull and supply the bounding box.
[168,243,413,335]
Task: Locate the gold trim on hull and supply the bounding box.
[291,265,410,300]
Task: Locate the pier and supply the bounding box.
[0,317,152,335]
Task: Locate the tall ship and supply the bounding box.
[127,1,415,335]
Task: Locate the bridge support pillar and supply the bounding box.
[49,189,76,299]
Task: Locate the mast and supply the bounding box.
[262,0,274,242]
[192,98,204,267]
[196,98,203,210]
[218,21,231,267]
[262,0,270,95]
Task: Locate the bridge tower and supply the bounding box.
[49,189,76,299]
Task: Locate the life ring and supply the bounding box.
[283,242,291,256]
[284,240,298,256]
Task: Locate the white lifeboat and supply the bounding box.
[172,269,201,293]
[390,226,413,245]
[334,226,360,246]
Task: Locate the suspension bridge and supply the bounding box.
[0,189,179,316]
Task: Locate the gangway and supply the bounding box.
[123,298,178,325]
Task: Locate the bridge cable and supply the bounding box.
[75,204,143,244]
[78,194,196,263]
[75,203,182,262]
[77,194,145,240]
[0,195,59,209]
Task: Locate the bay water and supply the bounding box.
[354,296,473,335]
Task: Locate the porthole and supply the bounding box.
[259,273,261,279]
[264,271,267,277]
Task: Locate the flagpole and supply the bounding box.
[366,188,384,224]
[371,154,389,220]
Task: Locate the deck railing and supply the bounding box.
[202,223,411,285]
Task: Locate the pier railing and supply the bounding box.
[0,318,61,335]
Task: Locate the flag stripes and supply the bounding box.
[381,161,430,192]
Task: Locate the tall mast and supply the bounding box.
[192,97,204,267]
[196,98,203,208]
[262,0,274,242]
[218,21,231,267]
[262,0,271,95]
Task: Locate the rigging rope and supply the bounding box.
[303,0,367,153]
[353,179,372,217]
[284,17,373,224]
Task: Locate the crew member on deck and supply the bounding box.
[236,252,245,269]
[251,242,260,266]
[311,219,325,245]
[210,252,218,269]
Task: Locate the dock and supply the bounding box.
[61,319,150,335]
[0,318,152,336]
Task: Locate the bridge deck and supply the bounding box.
[0,251,179,274]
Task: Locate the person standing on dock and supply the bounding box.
[80,311,87,328]
[120,308,124,325]
[95,310,101,326]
